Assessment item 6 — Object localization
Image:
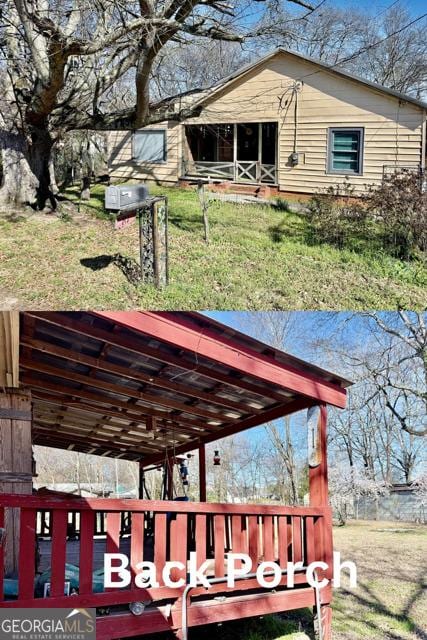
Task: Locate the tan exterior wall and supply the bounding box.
[108,121,181,185]
[108,52,425,195]
[189,52,424,194]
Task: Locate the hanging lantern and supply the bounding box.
[213,450,221,466]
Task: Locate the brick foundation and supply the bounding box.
[177,179,315,201]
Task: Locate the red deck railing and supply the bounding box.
[0,495,332,610]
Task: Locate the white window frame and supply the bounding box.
[327,127,364,176]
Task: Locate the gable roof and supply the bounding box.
[193,48,427,112]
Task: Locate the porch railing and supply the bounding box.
[182,160,277,184]
[0,494,332,609]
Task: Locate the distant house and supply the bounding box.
[356,484,425,524]
[35,483,112,498]
[108,49,427,196]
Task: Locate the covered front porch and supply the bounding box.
[0,311,349,639]
[182,123,278,184]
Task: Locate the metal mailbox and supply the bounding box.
[105,184,149,212]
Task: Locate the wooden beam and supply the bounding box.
[0,493,328,516]
[21,374,218,432]
[32,424,156,457]
[20,336,257,415]
[95,312,347,408]
[141,397,315,468]
[0,312,19,388]
[20,358,238,423]
[31,393,212,436]
[309,404,329,507]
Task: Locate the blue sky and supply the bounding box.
[202,312,426,476]
[204,311,364,378]
[331,0,425,13]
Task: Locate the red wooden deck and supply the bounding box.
[0,311,350,640]
[0,494,333,638]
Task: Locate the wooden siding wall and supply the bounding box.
[108,122,181,184]
[107,52,424,194]
[0,390,33,576]
[190,54,424,194]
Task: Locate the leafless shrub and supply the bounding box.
[306,180,368,248]
[306,172,426,259]
[363,170,427,259]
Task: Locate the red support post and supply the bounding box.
[199,444,206,502]
[309,404,329,508]
[308,404,333,640]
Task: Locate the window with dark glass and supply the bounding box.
[328,128,363,175]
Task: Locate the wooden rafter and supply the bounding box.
[20,336,260,415]
[21,358,239,423]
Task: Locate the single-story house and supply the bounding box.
[107,48,427,196]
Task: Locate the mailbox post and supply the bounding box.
[138,197,168,288]
[105,185,168,288]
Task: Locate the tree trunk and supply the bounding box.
[80,175,91,201]
[0,128,56,210]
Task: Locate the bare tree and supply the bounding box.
[0,0,311,209]
[258,2,427,97]
[266,416,299,504]
[363,312,427,438]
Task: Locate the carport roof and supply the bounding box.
[19,311,350,465]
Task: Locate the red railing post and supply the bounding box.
[18,509,36,599]
[79,510,95,595]
[50,510,68,597]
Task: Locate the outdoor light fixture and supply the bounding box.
[129,601,145,616]
[213,450,221,466]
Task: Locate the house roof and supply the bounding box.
[192,48,427,112]
[19,311,350,465]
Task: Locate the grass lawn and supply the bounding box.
[155,520,427,640]
[0,184,426,310]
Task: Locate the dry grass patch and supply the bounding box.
[0,185,426,310]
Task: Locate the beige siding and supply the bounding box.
[189,52,424,194]
[108,121,181,184]
[107,52,425,194]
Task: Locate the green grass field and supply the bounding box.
[159,521,427,640]
[0,184,425,309]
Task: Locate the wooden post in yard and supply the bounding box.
[0,311,33,576]
[197,181,210,244]
[308,404,333,640]
[199,443,206,502]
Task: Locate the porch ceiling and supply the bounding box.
[19,312,350,464]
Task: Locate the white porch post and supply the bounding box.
[233,123,237,182]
